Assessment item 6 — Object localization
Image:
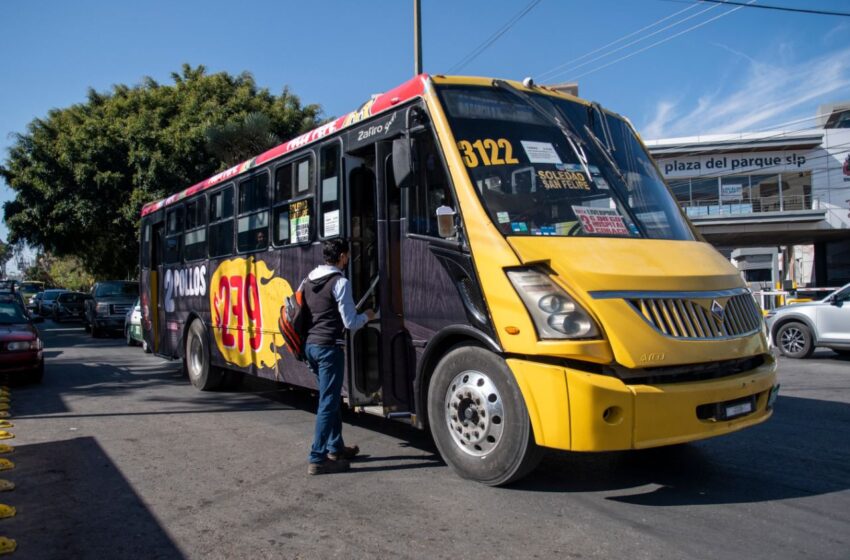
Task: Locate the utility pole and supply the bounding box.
[414,0,422,75]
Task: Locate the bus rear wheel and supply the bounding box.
[427,345,543,486]
[185,320,222,391]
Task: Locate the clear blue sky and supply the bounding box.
[2,0,849,246]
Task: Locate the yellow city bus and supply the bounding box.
[140,74,778,485]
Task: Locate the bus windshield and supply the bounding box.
[437,85,694,240]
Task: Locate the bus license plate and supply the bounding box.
[724,400,753,419]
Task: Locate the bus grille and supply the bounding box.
[627,292,762,340]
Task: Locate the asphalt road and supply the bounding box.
[2,321,849,559]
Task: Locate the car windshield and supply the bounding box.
[95,282,139,298]
[438,85,694,240]
[43,290,65,301]
[59,293,85,303]
[0,302,29,324]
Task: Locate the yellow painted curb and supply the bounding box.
[0,446,11,455]
[0,423,11,430]
[0,481,13,492]
[0,505,15,519]
[0,536,16,555]
[0,434,11,442]
[0,460,12,472]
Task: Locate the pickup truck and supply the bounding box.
[85,281,139,337]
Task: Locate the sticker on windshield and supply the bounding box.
[496,211,510,224]
[521,141,562,165]
[572,206,629,235]
[510,222,529,233]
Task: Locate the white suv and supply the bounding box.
[765,283,850,359]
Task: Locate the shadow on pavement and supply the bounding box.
[3,437,184,559]
[511,394,850,504]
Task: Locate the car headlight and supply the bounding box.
[95,302,109,314]
[6,340,41,351]
[506,268,600,339]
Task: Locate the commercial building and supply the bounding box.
[645,101,850,288]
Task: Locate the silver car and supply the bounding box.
[765,283,850,358]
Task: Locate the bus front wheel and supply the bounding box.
[427,345,543,486]
[185,320,222,391]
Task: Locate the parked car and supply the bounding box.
[28,292,43,313]
[51,291,87,322]
[37,289,67,316]
[0,288,28,315]
[18,281,44,303]
[85,281,139,337]
[0,299,44,384]
[766,282,850,358]
[124,298,149,351]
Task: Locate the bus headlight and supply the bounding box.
[507,268,600,339]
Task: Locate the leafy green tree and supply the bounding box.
[1,64,322,279]
[0,240,11,279]
[49,255,95,291]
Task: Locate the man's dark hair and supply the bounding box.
[323,238,350,264]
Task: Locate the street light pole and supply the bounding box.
[414,0,422,75]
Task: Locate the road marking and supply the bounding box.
[0,460,12,472]
[0,434,11,441]
[0,505,15,519]
[0,423,11,430]
[0,481,13,492]
[0,446,12,455]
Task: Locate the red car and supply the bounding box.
[0,299,44,383]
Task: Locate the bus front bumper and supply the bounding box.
[507,355,777,452]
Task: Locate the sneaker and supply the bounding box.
[328,445,360,461]
[307,458,351,475]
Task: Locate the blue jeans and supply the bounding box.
[305,344,346,464]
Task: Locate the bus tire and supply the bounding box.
[185,319,222,391]
[427,345,543,486]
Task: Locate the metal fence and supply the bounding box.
[683,194,816,217]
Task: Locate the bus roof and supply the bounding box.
[141,74,430,217]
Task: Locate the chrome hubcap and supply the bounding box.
[188,334,203,379]
[781,327,805,353]
[444,370,504,457]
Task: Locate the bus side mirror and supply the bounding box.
[392,138,415,188]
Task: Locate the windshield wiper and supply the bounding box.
[492,80,594,181]
[581,124,647,237]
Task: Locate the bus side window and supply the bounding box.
[320,142,342,238]
[273,155,314,246]
[237,172,270,253]
[184,197,207,261]
[141,222,151,269]
[208,185,234,258]
[164,206,184,264]
[408,133,455,236]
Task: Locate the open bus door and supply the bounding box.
[345,139,414,414]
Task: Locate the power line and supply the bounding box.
[536,1,708,82]
[663,0,850,17]
[448,0,544,74]
[566,1,754,81]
